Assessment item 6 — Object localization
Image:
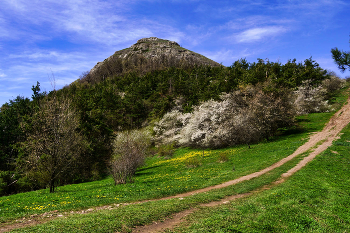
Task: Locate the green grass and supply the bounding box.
[0,132,308,223]
[0,108,335,231]
[1,86,349,231]
[9,150,306,233]
[171,123,350,233]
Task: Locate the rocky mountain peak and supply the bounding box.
[119,37,189,59]
[131,37,180,48]
[90,37,220,75]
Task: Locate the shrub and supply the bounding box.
[153,110,191,146]
[0,171,10,196]
[0,171,24,196]
[293,77,344,115]
[108,129,151,185]
[184,157,201,168]
[154,84,295,148]
[322,75,345,97]
[156,143,176,158]
[217,151,230,163]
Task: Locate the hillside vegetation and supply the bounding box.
[0,37,345,197]
[1,88,349,232]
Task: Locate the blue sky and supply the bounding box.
[1,0,349,106]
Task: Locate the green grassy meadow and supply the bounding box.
[1,88,349,232]
[0,128,311,223]
[171,122,350,233]
[6,153,305,233]
[0,111,335,232]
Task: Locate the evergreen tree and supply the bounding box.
[331,46,350,72]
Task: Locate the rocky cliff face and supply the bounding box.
[90,37,220,74]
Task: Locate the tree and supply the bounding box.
[0,96,32,171]
[19,92,88,193]
[331,42,350,72]
[108,129,151,185]
[154,83,296,148]
[31,81,46,101]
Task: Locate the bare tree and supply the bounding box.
[108,129,151,185]
[19,92,88,193]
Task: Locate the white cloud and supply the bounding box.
[205,0,346,42]
[0,0,183,46]
[1,49,99,91]
[2,0,27,11]
[6,60,88,79]
[0,0,348,106]
[8,50,88,62]
[225,15,275,30]
[201,49,256,66]
[53,77,77,86]
[0,69,6,78]
[272,0,348,24]
[0,15,11,38]
[236,26,286,43]
[9,51,60,60]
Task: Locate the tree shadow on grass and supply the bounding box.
[134,165,161,177]
[258,124,308,145]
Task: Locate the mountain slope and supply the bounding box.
[82,37,221,84]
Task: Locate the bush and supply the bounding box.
[293,77,344,115]
[0,171,24,196]
[108,129,151,185]
[153,110,191,146]
[184,157,201,168]
[156,143,176,158]
[154,76,342,149]
[322,75,345,97]
[217,151,229,163]
[154,84,295,148]
[0,171,10,196]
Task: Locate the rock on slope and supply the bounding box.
[90,37,221,75]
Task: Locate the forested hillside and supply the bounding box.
[0,37,344,197]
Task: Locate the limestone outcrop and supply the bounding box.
[90,37,220,74]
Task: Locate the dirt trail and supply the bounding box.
[133,96,350,233]
[146,96,350,202]
[2,96,350,233]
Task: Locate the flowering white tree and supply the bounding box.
[155,76,344,148]
[154,85,295,148]
[293,77,344,115]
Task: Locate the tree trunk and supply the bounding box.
[49,177,55,193]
